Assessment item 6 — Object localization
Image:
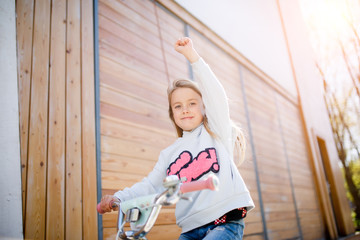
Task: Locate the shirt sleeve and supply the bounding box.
[114,151,167,202]
[191,58,232,153]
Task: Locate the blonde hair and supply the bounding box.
[167,79,246,165]
[232,122,247,166]
[167,79,215,138]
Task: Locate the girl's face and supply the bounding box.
[170,87,205,132]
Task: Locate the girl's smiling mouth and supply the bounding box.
[181,116,194,120]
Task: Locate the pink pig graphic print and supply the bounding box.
[167,148,219,182]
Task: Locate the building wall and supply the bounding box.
[13,0,353,239]
[98,0,335,239]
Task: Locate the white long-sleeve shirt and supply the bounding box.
[114,58,254,233]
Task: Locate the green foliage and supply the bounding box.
[350,161,360,190]
[342,160,360,229]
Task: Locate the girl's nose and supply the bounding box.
[182,106,189,113]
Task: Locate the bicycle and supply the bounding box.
[97,174,219,240]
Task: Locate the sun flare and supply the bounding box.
[301,0,353,41]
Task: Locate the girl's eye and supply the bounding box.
[174,105,181,109]
[190,102,196,106]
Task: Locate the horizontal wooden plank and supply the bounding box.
[101,135,161,161]
[262,202,296,213]
[100,42,167,83]
[100,0,159,37]
[245,210,263,224]
[99,54,168,95]
[290,171,314,188]
[302,230,325,240]
[266,218,299,232]
[267,228,300,240]
[120,0,157,24]
[100,103,173,134]
[239,168,258,184]
[101,118,176,147]
[101,153,155,175]
[256,158,289,175]
[98,14,162,61]
[260,183,293,196]
[244,84,275,103]
[261,191,294,204]
[243,234,264,240]
[101,171,147,190]
[99,28,165,74]
[294,189,321,210]
[156,4,185,35]
[256,169,291,186]
[299,210,323,226]
[100,87,170,123]
[164,54,190,80]
[190,31,241,80]
[100,70,167,109]
[244,221,264,235]
[265,211,297,222]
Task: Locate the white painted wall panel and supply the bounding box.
[0,1,24,239]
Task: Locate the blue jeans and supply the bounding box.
[178,219,245,240]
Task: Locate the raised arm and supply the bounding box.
[175,37,232,152]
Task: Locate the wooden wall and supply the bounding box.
[98,0,325,239]
[15,0,346,239]
[16,0,98,239]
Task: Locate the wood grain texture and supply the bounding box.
[65,0,83,238]
[16,0,34,223]
[17,0,98,238]
[24,0,51,238]
[46,0,66,239]
[81,0,98,238]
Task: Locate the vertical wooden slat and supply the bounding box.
[46,0,66,239]
[24,0,51,239]
[16,0,34,224]
[66,0,83,238]
[81,0,98,239]
[310,129,338,239]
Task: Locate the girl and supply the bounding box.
[99,37,254,240]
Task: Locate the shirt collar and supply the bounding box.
[182,123,203,138]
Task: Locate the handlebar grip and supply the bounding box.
[180,175,219,193]
[97,200,118,214]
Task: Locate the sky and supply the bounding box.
[299,0,360,91]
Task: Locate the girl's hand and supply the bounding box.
[99,195,118,213]
[174,37,200,63]
[174,37,193,53]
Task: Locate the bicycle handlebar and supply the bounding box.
[180,175,219,193]
[97,175,219,214]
